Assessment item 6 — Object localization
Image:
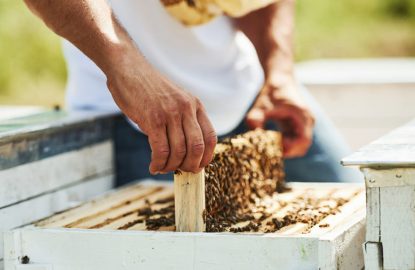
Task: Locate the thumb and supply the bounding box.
[246,107,266,129]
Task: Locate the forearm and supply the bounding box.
[24,0,145,78]
[234,0,295,86]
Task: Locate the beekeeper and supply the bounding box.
[24,0,360,185]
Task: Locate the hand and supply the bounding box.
[107,58,217,174]
[246,80,315,158]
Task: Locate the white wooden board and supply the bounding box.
[0,174,114,267]
[318,209,365,270]
[380,185,415,269]
[0,141,113,208]
[3,183,366,270]
[3,227,355,270]
[342,119,415,167]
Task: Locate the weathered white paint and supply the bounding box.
[365,187,380,243]
[4,221,366,270]
[362,167,415,188]
[0,111,118,142]
[363,242,383,270]
[0,141,113,208]
[174,171,206,232]
[380,185,415,269]
[3,182,366,270]
[342,119,415,167]
[0,175,114,264]
[318,209,365,270]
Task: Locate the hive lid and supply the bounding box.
[0,108,118,142]
[342,118,415,167]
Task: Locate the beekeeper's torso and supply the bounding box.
[64,0,273,135]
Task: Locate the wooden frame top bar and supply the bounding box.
[342,119,415,167]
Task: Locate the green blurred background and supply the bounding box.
[1,0,415,107]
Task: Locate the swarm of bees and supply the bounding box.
[204,129,285,232]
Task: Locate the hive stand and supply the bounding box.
[343,119,415,270]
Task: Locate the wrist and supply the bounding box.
[102,37,148,82]
[264,71,295,89]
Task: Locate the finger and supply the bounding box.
[161,115,187,173]
[284,136,312,158]
[148,126,170,175]
[197,108,217,168]
[180,113,205,173]
[265,106,312,157]
[246,107,266,129]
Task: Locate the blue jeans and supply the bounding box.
[114,86,363,187]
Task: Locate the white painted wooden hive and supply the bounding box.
[343,118,415,270]
[4,181,366,270]
[0,109,118,270]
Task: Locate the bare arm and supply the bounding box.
[234,1,315,158]
[25,0,217,173]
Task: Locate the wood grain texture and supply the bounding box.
[174,171,206,232]
[4,228,319,270]
[365,187,381,243]
[0,141,113,208]
[380,185,415,269]
[0,175,113,264]
[362,167,415,188]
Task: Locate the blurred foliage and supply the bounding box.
[295,0,415,60]
[1,0,415,106]
[0,0,66,106]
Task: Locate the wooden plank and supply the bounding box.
[0,113,114,171]
[342,119,415,167]
[0,175,113,264]
[366,187,381,242]
[0,141,113,208]
[36,184,160,228]
[174,171,206,232]
[318,209,366,270]
[0,111,118,144]
[5,228,319,270]
[363,242,383,270]
[309,190,365,236]
[362,167,415,188]
[380,185,415,269]
[69,188,173,229]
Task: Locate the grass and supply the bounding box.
[1,0,415,107]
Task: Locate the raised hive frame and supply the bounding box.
[175,130,285,232]
[343,119,415,270]
[4,181,365,270]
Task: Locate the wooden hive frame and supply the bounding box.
[175,129,285,232]
[4,181,366,270]
[3,129,367,269]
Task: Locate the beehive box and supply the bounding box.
[0,109,118,269]
[4,181,365,270]
[343,119,415,270]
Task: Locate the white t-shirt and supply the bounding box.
[64,0,264,135]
